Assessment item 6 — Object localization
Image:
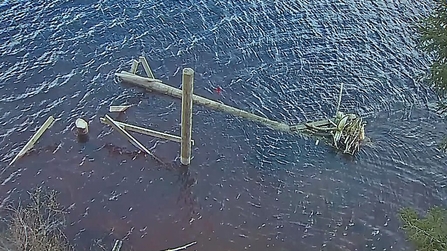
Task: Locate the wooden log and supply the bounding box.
[139,56,154,79]
[180,68,194,165]
[109,105,132,113]
[130,60,139,74]
[115,72,290,132]
[103,115,163,164]
[9,116,55,166]
[99,118,194,145]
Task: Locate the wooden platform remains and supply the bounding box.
[114,56,366,158]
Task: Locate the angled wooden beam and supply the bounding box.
[100,118,194,145]
[139,56,154,79]
[109,105,133,113]
[103,115,163,164]
[9,116,55,166]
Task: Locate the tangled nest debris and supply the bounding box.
[331,112,365,154]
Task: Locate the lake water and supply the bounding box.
[1,0,446,250]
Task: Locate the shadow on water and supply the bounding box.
[1,0,447,250]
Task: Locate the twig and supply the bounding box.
[304,123,337,132]
[162,241,197,251]
[111,240,123,251]
[335,82,344,116]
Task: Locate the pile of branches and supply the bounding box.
[331,112,365,155]
[303,112,366,155]
[0,187,72,251]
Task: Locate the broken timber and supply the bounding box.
[100,118,194,145]
[103,115,163,163]
[9,116,55,166]
[115,71,291,132]
[109,105,133,113]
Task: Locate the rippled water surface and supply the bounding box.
[1,0,446,250]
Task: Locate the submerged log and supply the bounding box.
[115,71,290,132]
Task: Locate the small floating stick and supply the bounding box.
[162,241,197,251]
[9,116,55,166]
[335,82,344,116]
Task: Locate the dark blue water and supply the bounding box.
[1,0,446,250]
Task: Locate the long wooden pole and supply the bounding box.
[180,68,194,165]
[115,71,290,132]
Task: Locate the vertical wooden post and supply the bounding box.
[181,68,194,165]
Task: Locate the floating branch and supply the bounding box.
[162,241,197,251]
[9,116,55,166]
[100,117,194,145]
[335,82,344,116]
[103,115,163,163]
